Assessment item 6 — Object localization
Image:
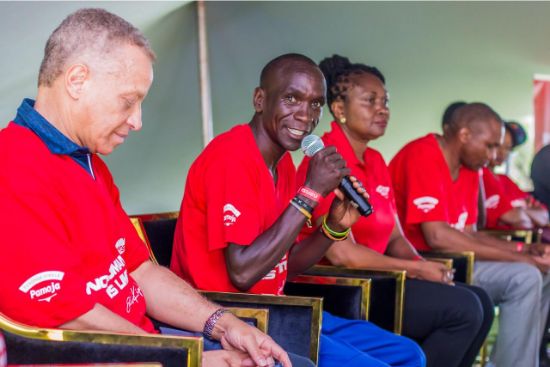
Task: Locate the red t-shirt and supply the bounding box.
[498,174,530,208]
[388,134,479,251]
[171,124,294,296]
[481,167,515,228]
[296,121,396,254]
[0,123,153,332]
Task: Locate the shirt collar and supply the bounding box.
[324,121,365,168]
[13,98,89,156]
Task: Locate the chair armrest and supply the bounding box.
[304,265,405,334]
[423,257,453,269]
[285,275,370,320]
[480,229,535,244]
[226,307,269,334]
[420,251,475,284]
[1,312,201,367]
[200,291,321,364]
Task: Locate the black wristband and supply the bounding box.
[292,196,313,214]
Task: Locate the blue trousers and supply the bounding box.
[320,312,426,367]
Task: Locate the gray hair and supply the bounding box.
[38,8,156,87]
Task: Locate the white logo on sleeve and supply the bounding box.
[19,271,65,303]
[451,212,468,231]
[485,195,500,209]
[413,196,439,213]
[376,185,390,199]
[223,203,241,227]
[115,238,126,255]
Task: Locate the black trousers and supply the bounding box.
[402,279,494,367]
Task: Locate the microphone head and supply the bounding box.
[301,135,325,157]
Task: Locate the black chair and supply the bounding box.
[420,251,475,284]
[0,312,201,366]
[304,265,406,334]
[202,291,322,365]
[285,274,370,320]
[131,212,179,266]
[131,214,323,364]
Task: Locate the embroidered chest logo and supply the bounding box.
[223,204,241,227]
[85,238,129,299]
[413,196,439,213]
[19,271,65,303]
[451,212,468,231]
[485,194,500,209]
[376,185,390,199]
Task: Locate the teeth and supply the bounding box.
[288,128,305,136]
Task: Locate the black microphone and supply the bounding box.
[301,135,374,217]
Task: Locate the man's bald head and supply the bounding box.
[444,102,502,137]
[260,53,321,90]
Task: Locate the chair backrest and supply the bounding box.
[0,312,201,367]
[202,291,322,365]
[305,265,406,334]
[131,212,179,267]
[285,275,370,320]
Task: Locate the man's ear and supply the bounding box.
[457,126,471,144]
[331,100,345,122]
[253,87,265,113]
[65,64,89,99]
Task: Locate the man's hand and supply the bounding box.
[530,255,550,273]
[213,313,291,367]
[325,176,369,231]
[529,243,550,257]
[412,260,454,285]
[304,146,349,197]
[203,350,258,367]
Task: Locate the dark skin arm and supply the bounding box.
[324,216,452,284]
[225,146,365,291]
[498,207,534,229]
[421,221,550,272]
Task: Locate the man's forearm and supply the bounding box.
[131,261,218,332]
[287,228,335,279]
[424,223,529,262]
[60,303,147,333]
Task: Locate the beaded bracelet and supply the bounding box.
[203,308,229,340]
[321,216,350,241]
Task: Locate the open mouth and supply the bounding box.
[287,127,307,137]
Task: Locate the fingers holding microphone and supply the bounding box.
[301,135,373,217]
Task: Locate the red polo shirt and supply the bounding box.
[171,124,294,295]
[498,174,530,208]
[0,123,153,332]
[388,134,479,251]
[296,121,395,254]
[481,167,515,228]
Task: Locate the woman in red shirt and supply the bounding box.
[297,55,493,367]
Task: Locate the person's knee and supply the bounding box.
[509,263,543,295]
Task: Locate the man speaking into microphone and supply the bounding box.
[171,53,425,367]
